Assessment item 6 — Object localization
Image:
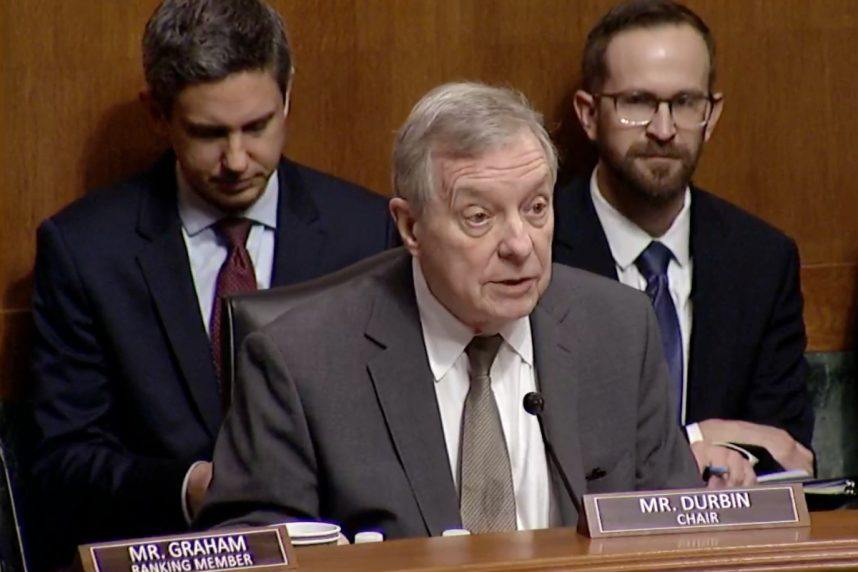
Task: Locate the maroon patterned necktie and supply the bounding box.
[210,217,257,410]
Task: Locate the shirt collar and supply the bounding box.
[589,166,691,270]
[176,162,280,237]
[412,258,533,382]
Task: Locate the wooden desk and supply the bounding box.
[293,510,858,571]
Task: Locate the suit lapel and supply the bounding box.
[135,157,221,437]
[530,278,588,526]
[364,255,462,535]
[553,177,617,280]
[271,159,327,286]
[686,189,731,421]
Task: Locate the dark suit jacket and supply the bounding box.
[553,177,813,449]
[196,249,700,537]
[29,153,394,560]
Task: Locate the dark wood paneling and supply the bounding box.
[803,263,858,352]
[1,1,164,311]
[1,1,856,400]
[691,0,858,267]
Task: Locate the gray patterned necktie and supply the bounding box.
[459,334,517,533]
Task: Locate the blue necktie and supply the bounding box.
[635,241,683,423]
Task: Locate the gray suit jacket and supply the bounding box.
[197,249,699,538]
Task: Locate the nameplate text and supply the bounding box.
[77,526,296,572]
[578,484,810,538]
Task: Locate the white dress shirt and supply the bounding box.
[589,168,694,424]
[176,164,279,523]
[412,259,557,531]
[176,164,278,335]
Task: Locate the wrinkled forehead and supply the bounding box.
[433,129,547,183]
[603,24,711,93]
[430,132,551,206]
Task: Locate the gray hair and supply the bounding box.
[393,82,558,214]
[143,0,293,114]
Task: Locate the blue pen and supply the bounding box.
[702,465,729,481]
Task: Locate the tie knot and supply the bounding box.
[635,241,674,279]
[465,334,503,379]
[214,217,253,249]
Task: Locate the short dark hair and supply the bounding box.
[581,0,715,93]
[142,0,293,114]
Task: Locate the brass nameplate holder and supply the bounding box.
[77,525,296,572]
[578,483,810,538]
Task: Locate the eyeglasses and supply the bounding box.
[594,91,716,129]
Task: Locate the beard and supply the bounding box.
[597,135,702,206]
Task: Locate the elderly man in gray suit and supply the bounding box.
[197,82,700,539]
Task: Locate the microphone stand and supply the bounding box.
[523,392,587,531]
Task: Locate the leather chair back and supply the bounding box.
[221,248,404,401]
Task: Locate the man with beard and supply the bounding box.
[553,0,814,485]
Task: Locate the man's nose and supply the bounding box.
[497,216,534,261]
[646,101,677,142]
[222,134,249,173]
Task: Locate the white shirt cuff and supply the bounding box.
[181,460,207,525]
[685,422,704,444]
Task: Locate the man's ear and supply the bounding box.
[389,197,420,256]
[703,92,724,142]
[573,89,599,142]
[139,89,170,138]
[282,73,293,119]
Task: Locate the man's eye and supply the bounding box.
[673,94,696,108]
[528,198,549,216]
[622,93,655,106]
[464,211,490,225]
[245,120,269,134]
[188,127,225,139]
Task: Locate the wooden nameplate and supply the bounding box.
[578,483,810,538]
[76,524,296,572]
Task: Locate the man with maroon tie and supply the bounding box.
[29,0,393,566]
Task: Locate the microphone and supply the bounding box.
[522,392,545,416]
[523,391,583,516]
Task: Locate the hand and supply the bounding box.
[690,441,757,489]
[698,419,814,475]
[186,461,213,521]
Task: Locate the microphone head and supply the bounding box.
[523,391,545,416]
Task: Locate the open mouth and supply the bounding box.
[494,277,537,293]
